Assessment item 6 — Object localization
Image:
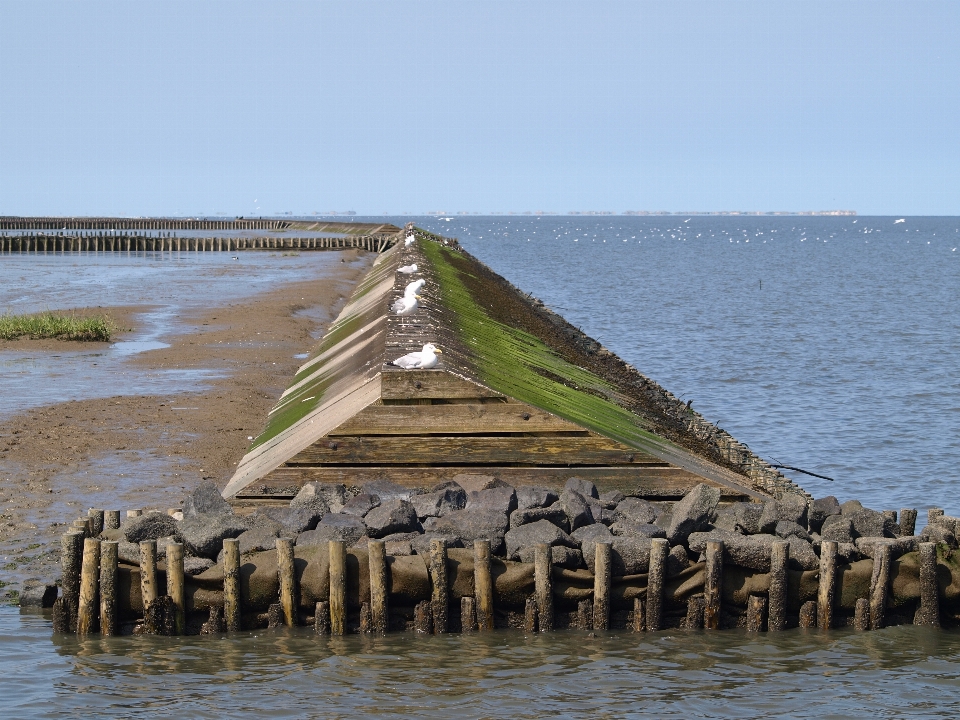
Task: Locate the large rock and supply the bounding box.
[774,520,811,541]
[510,503,570,532]
[19,579,57,608]
[571,523,613,566]
[855,536,918,559]
[515,486,559,510]
[255,506,324,535]
[431,508,510,555]
[573,527,656,575]
[821,515,855,544]
[450,474,499,494]
[178,513,249,558]
[918,524,958,549]
[504,519,577,560]
[758,494,808,533]
[184,557,215,576]
[561,489,593,531]
[517,544,583,569]
[666,484,720,544]
[466,486,517,516]
[847,508,890,539]
[183,482,232,517]
[291,482,342,514]
[599,490,626,508]
[610,519,665,539]
[565,477,599,500]
[667,544,690,577]
[363,499,419,538]
[341,493,380,518]
[809,496,841,532]
[362,479,419,502]
[123,512,180,544]
[613,497,658,526]
[840,499,864,515]
[713,502,763,535]
[412,487,466,519]
[411,533,464,557]
[235,526,281,555]
[296,514,367,547]
[688,529,818,571]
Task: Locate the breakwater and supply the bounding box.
[1,217,286,231]
[0,232,398,253]
[38,479,958,637]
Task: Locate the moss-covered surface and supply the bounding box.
[0,312,117,341]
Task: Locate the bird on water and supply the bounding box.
[390,343,442,369]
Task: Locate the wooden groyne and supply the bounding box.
[0,232,399,254]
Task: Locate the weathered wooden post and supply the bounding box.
[854,598,870,630]
[277,537,297,627]
[647,538,668,631]
[524,597,538,633]
[746,595,767,632]
[899,508,917,537]
[99,540,118,636]
[104,510,121,531]
[368,539,389,634]
[817,541,837,629]
[429,538,448,633]
[593,542,611,630]
[76,538,101,634]
[632,597,645,632]
[927,508,944,527]
[916,542,940,627]
[869,542,891,630]
[88,509,104,537]
[461,597,477,632]
[685,596,705,629]
[61,531,84,631]
[577,599,592,629]
[704,540,723,629]
[414,600,433,633]
[768,541,789,631]
[799,600,818,629]
[166,542,186,635]
[534,544,553,631]
[474,539,494,631]
[140,540,158,616]
[223,538,241,632]
[314,601,330,635]
[329,540,346,635]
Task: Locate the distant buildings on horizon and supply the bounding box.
[416,209,857,217]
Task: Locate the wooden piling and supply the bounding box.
[99,540,118,636]
[267,603,283,628]
[817,540,837,630]
[314,601,330,635]
[140,540,158,615]
[360,602,373,633]
[927,508,944,530]
[524,597,538,633]
[916,542,940,627]
[88,508,104,537]
[746,595,767,632]
[61,531,84,632]
[165,543,185,635]
[461,597,477,632]
[647,537,668,631]
[685,596,705,629]
[899,508,918,537]
[127,509,142,519]
[474,539,494,631]
[799,600,818,629]
[76,538,101,634]
[593,541,611,631]
[704,540,723,630]
[368,539,388,635]
[223,538,241,632]
[414,600,433,633]
[632,597,645,632]
[329,540,346,635]
[768,541,789,632]
[854,598,870,630]
[534,544,553,632]
[277,537,297,627]
[104,510,121,530]
[869,542,891,630]
[577,599,592,629]
[429,538,448,633]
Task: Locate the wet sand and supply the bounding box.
[0,250,373,596]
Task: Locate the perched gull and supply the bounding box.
[405,234,416,246]
[390,343,442,369]
[398,263,418,274]
[392,294,420,315]
[404,279,425,297]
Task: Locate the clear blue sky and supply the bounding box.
[1,1,958,216]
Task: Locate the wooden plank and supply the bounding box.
[240,465,754,499]
[330,403,584,435]
[287,434,663,466]
[380,370,504,400]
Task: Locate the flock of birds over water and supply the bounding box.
[388,231,442,370]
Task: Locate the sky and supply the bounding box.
[1,0,959,216]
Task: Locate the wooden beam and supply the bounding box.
[380,369,504,400]
[330,403,584,435]
[287,434,663,466]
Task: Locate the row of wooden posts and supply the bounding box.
[0,218,289,231]
[0,233,398,254]
[54,507,945,636]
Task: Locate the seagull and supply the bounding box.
[895,218,905,224]
[404,279,425,297]
[392,294,420,315]
[390,343,442,369]
[397,263,418,274]
[405,234,416,246]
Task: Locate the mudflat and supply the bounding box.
[0,249,373,597]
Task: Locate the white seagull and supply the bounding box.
[405,234,416,246]
[392,294,420,315]
[404,279,425,297]
[398,263,418,274]
[390,343,442,369]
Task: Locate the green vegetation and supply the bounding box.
[0,312,117,341]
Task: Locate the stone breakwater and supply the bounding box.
[33,476,958,636]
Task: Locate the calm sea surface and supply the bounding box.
[2,216,960,716]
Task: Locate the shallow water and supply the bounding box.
[419,216,960,515]
[5,607,960,718]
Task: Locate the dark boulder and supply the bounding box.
[412,487,467,519]
[255,505,324,535]
[362,479,420,503]
[758,494,808,533]
[809,496,841,532]
[504,519,577,560]
[599,490,626,509]
[821,515,855,544]
[363,499,420,538]
[613,497,658,526]
[291,482,343,514]
[510,503,570,532]
[297,514,367,547]
[179,513,249,559]
[666,484,720,545]
[515,486,559,510]
[411,533,464,557]
[610,519,665,539]
[517,544,583,569]
[431,508,511,555]
[341,493,380,518]
[561,489,594,531]
[565,476,599,499]
[466,486,517,516]
[183,482,232,518]
[712,502,763,535]
[774,520,811,541]
[123,512,179,544]
[19,579,57,608]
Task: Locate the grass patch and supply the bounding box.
[0,312,117,341]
